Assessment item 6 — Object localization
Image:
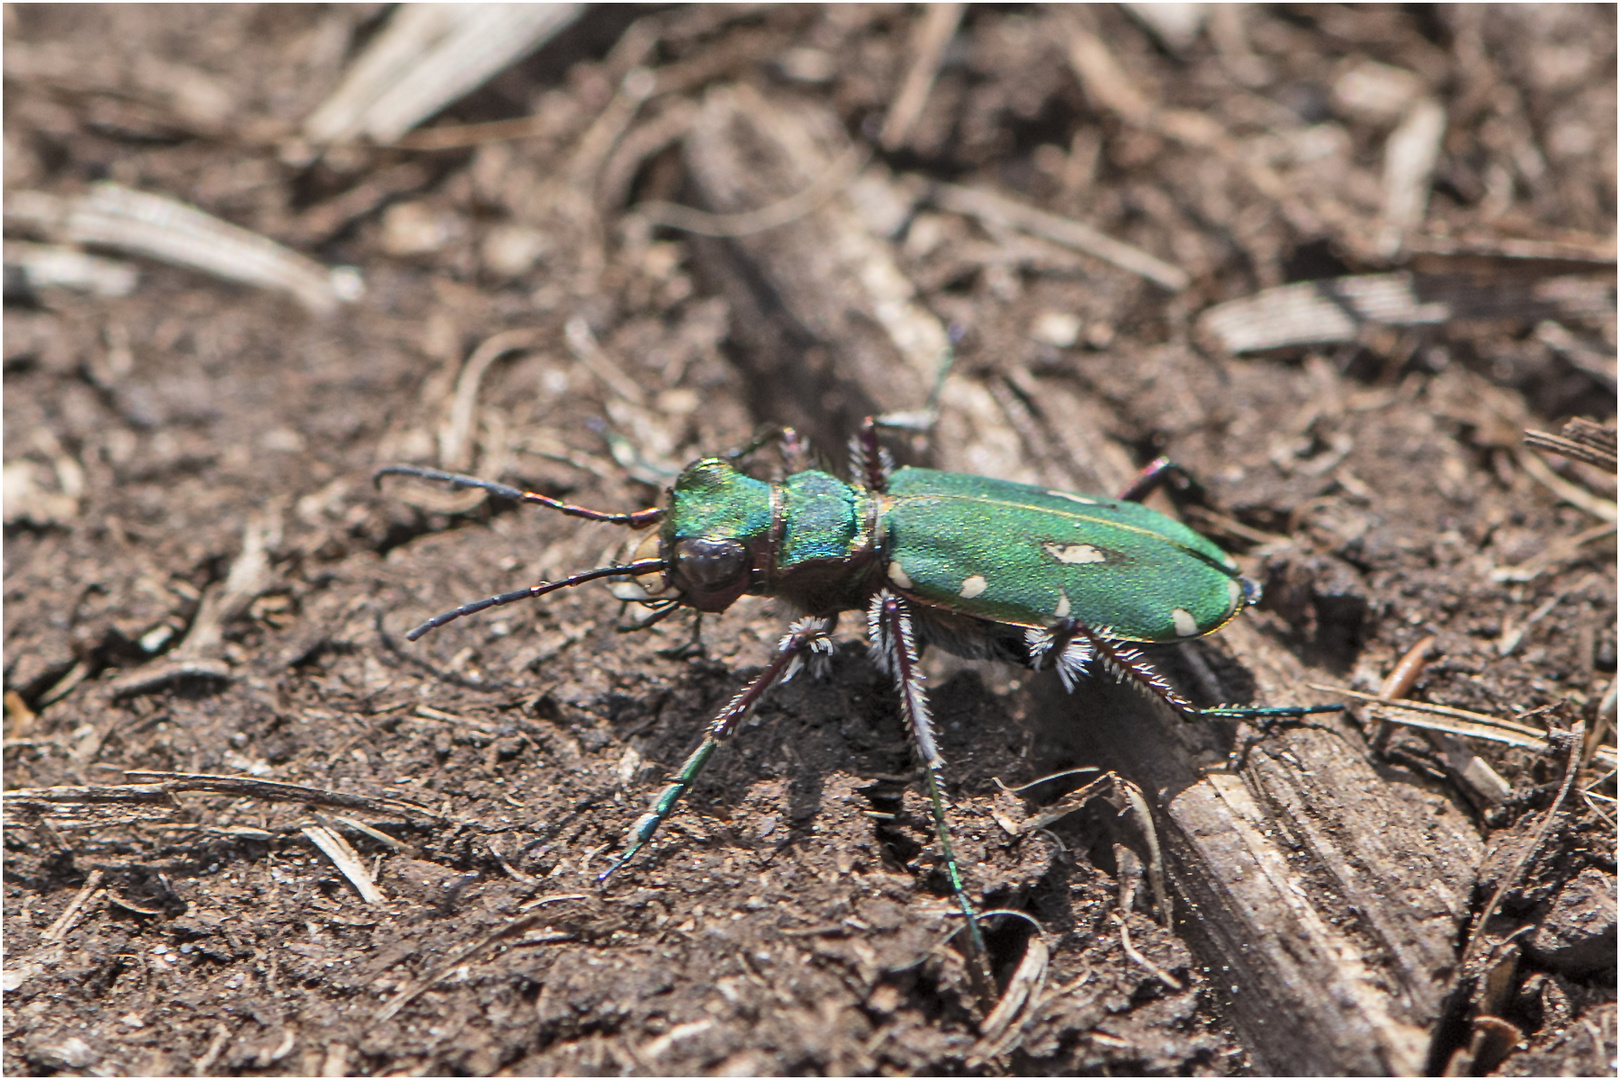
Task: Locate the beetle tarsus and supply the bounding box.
[652,610,707,658]
[1198,703,1345,719]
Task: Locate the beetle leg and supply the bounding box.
[849,417,894,493]
[867,334,957,443]
[599,615,834,881]
[1047,619,1197,718]
[1023,624,1095,691]
[869,590,995,1004]
[779,427,815,473]
[724,422,789,463]
[1036,620,1343,732]
[1115,456,1204,504]
[653,610,709,659]
[615,599,683,634]
[725,422,818,474]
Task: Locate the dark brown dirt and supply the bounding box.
[4,5,1614,1076]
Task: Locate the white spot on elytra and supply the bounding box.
[959,574,988,599]
[1043,541,1106,564]
[887,560,912,589]
[1227,577,1243,608]
[1171,607,1199,637]
[1047,489,1100,505]
[1054,590,1070,618]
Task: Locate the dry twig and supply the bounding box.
[928,182,1189,291]
[304,4,583,146]
[879,4,965,152]
[9,184,359,313]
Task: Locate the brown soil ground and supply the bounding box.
[4,5,1614,1076]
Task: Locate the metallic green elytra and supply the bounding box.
[880,467,1250,642]
[378,421,1331,999]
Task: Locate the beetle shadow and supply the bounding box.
[675,641,908,864]
[1017,661,1228,825]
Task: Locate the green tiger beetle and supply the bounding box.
[377,417,1339,998]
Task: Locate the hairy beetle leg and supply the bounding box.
[850,416,894,493]
[870,590,995,1005]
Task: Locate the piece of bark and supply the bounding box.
[680,85,955,460]
[1030,614,1482,1074]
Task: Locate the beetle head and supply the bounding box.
[662,459,774,612]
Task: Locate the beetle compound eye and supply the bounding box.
[674,537,748,591]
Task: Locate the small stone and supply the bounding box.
[1332,60,1425,123]
[31,1035,99,1070]
[481,224,548,277]
[775,47,836,84]
[379,201,454,257]
[261,427,305,453]
[1031,311,1083,349]
[1527,867,1617,975]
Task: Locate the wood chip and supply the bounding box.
[1379,97,1446,256]
[3,241,137,297]
[302,824,385,904]
[1199,271,1613,354]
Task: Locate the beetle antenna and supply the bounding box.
[376,465,664,527]
[406,559,667,640]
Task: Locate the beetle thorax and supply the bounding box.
[661,459,878,615]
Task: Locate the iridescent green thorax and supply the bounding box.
[879,467,1246,642]
[780,470,861,567]
[662,460,878,614]
[775,469,878,613]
